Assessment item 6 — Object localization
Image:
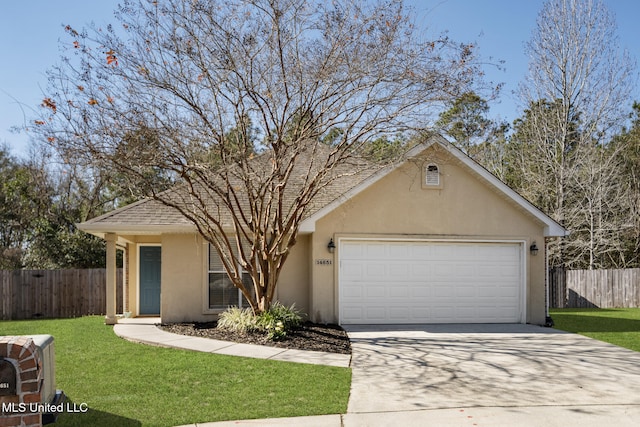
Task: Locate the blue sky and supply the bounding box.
[1,0,639,157]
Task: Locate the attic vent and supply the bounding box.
[425,164,439,186]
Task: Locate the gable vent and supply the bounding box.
[426,164,439,186]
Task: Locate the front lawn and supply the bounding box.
[0,316,351,426]
[550,308,640,352]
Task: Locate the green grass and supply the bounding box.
[550,308,640,352]
[0,316,351,427]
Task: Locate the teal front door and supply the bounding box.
[139,246,161,315]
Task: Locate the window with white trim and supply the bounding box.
[425,164,440,186]
[208,243,254,309]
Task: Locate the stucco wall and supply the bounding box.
[310,145,548,324]
[276,234,311,316]
[160,233,209,323]
[145,233,311,323]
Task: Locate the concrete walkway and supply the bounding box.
[177,406,640,427]
[113,317,351,368]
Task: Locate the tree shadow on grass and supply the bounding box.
[53,398,140,427]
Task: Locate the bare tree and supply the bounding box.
[515,0,636,268]
[35,0,481,313]
[566,143,631,268]
[611,103,640,267]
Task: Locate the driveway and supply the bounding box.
[343,324,640,426]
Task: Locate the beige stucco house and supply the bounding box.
[79,135,567,326]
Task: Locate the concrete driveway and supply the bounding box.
[343,324,640,426]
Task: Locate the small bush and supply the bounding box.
[257,303,303,340]
[217,303,303,341]
[217,306,258,333]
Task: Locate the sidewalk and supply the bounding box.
[175,406,640,427]
[113,317,351,368]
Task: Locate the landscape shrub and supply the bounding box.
[217,306,258,333]
[218,302,303,340]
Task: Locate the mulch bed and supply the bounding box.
[159,321,352,355]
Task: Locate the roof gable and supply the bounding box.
[299,135,567,237]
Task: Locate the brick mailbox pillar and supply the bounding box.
[0,337,43,427]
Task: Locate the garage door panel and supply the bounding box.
[365,263,386,279]
[457,307,491,322]
[410,307,430,318]
[431,306,455,322]
[502,266,521,278]
[389,263,410,278]
[342,286,363,298]
[339,240,523,324]
[388,286,410,298]
[412,286,431,298]
[410,244,431,259]
[365,243,386,258]
[388,307,410,321]
[500,287,519,297]
[412,264,430,276]
[342,306,364,322]
[432,285,453,297]
[365,307,386,321]
[474,286,500,297]
[388,244,409,258]
[478,265,498,276]
[366,285,386,298]
[430,245,453,260]
[342,262,363,279]
[341,242,365,257]
[455,287,477,298]
[433,265,452,277]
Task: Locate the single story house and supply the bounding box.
[78,135,567,325]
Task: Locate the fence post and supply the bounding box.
[1,271,11,320]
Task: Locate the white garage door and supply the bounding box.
[339,240,524,324]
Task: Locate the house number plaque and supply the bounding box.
[315,259,332,265]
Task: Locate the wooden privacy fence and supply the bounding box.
[0,269,123,320]
[550,268,640,308]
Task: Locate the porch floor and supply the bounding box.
[117,316,161,325]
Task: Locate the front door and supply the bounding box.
[139,246,161,315]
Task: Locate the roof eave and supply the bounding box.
[77,223,197,238]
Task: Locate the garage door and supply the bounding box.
[339,240,524,324]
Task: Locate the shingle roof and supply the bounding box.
[78,142,379,235]
[80,198,191,227]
